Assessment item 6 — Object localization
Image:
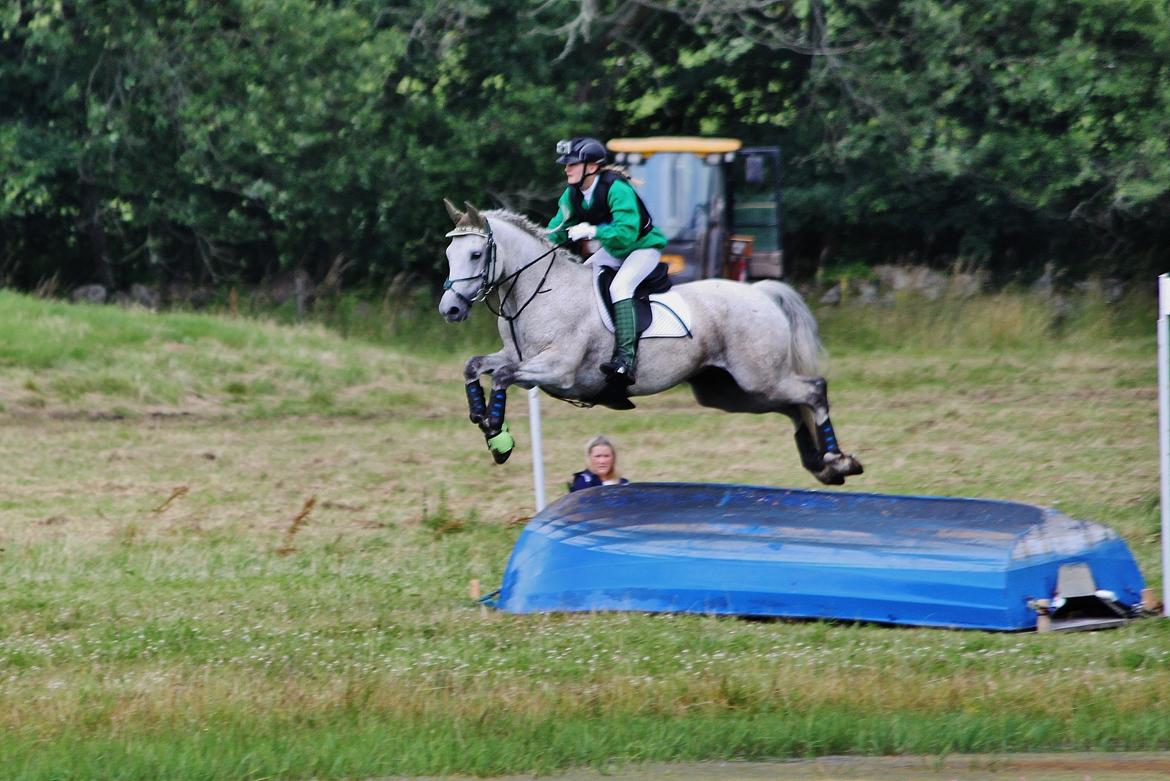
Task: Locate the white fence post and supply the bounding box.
[1158,274,1170,616]
[528,386,547,512]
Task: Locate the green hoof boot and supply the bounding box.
[486,423,514,464]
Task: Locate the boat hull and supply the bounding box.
[495,483,1145,631]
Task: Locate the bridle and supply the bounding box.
[443,218,568,361]
[442,222,499,308]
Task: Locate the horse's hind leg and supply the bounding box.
[690,368,862,485]
[767,376,861,481]
[786,406,825,474]
[777,377,863,485]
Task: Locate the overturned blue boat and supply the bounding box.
[493,483,1146,631]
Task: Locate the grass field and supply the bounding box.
[0,286,1167,780]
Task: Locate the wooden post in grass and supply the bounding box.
[469,579,487,617]
[1158,274,1170,617]
[1033,599,1052,633]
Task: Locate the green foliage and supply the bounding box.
[783,0,1170,277]
[2,0,1169,289]
[0,1,587,288]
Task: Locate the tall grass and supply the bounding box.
[192,284,502,356]
[7,708,1170,779]
[817,286,1153,353]
[0,285,1165,779]
[1,284,1152,416]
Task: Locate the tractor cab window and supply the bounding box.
[624,153,725,242]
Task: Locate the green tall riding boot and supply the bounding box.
[600,298,637,386]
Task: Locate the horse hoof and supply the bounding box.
[816,453,863,485]
[486,424,514,464]
[816,470,846,486]
[841,454,864,477]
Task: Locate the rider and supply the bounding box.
[546,137,667,386]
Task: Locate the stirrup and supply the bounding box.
[600,356,636,386]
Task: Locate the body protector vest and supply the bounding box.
[569,171,654,240]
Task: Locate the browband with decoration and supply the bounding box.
[444,198,490,238]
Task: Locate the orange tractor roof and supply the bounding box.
[607,137,743,158]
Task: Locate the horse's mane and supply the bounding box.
[484,209,556,248]
[483,208,587,265]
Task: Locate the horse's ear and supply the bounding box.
[464,201,486,230]
[443,198,464,224]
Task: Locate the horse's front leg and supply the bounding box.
[463,354,502,425]
[465,347,588,465]
[463,352,517,463]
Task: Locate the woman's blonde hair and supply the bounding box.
[585,434,620,480]
[599,164,642,187]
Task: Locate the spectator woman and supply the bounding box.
[569,434,630,492]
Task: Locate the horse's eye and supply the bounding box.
[470,251,483,260]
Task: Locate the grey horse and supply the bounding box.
[438,200,863,486]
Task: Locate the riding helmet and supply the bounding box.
[555,137,607,165]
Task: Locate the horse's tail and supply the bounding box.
[752,279,823,376]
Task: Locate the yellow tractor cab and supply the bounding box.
[607,137,784,282]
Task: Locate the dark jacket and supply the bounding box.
[569,470,630,492]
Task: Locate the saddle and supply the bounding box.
[566,261,693,412]
[592,262,692,339]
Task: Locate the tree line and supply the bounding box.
[2,0,1167,293]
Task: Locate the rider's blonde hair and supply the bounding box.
[597,164,642,188]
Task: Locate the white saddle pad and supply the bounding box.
[592,262,692,339]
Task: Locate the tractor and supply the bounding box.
[606,137,784,282]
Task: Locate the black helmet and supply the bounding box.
[555,137,607,165]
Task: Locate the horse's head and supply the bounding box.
[439,199,495,322]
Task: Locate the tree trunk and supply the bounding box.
[81,181,115,289]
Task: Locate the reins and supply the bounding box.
[478,222,570,362]
[485,245,567,362]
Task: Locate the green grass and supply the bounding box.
[0,288,498,417]
[0,285,1165,779]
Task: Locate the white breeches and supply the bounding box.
[588,247,662,302]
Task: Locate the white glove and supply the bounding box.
[567,223,597,241]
